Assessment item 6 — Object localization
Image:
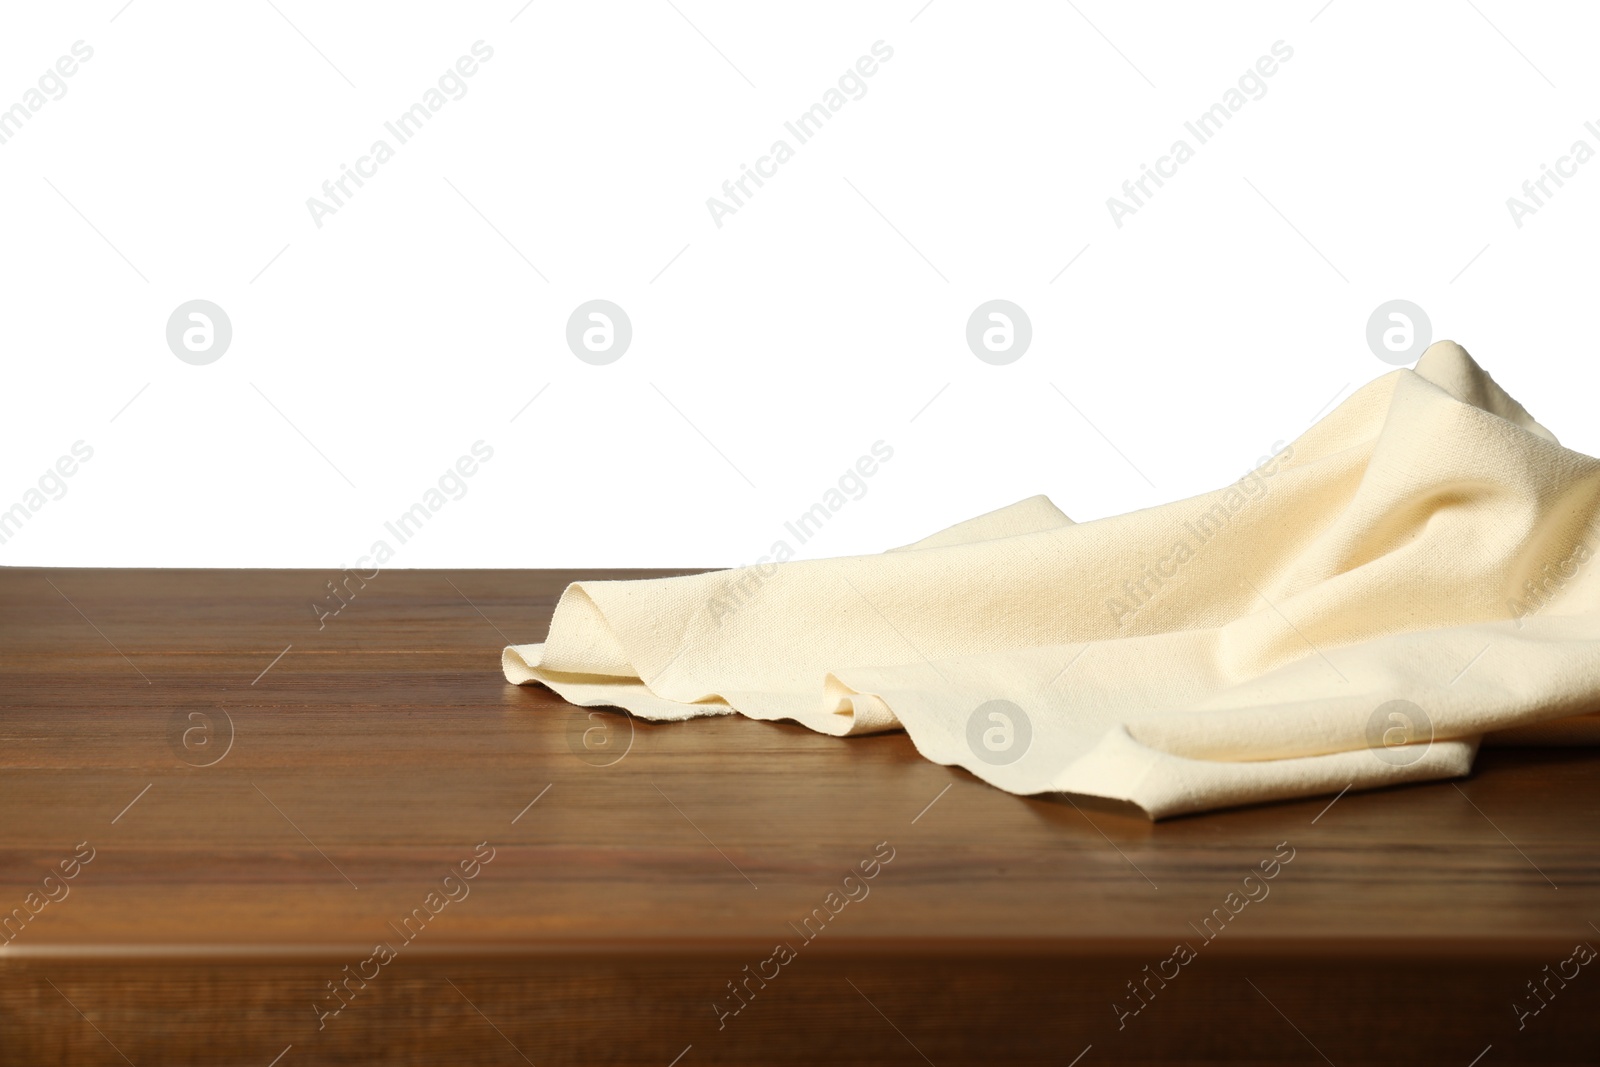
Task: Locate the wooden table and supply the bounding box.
[2,568,1596,1065]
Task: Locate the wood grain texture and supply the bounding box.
[1,567,1597,1064]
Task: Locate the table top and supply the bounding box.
[3,566,1594,958]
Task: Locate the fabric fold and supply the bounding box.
[502,341,1600,818]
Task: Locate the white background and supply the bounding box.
[2,0,1596,569]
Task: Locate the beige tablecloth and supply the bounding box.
[504,342,1600,817]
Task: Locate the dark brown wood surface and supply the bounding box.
[1,568,1597,1065]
